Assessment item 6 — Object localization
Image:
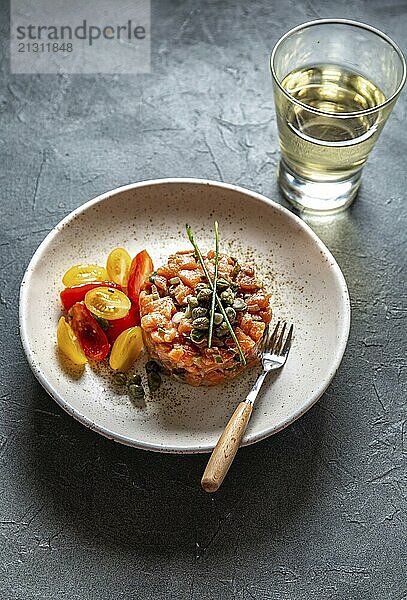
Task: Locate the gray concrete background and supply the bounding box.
[1,1,406,598]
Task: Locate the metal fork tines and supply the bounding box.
[246,321,294,405]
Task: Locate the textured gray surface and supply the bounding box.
[1,1,406,598]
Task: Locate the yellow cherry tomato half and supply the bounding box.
[62,264,109,287]
[109,326,143,371]
[84,286,131,320]
[57,316,87,365]
[106,248,131,288]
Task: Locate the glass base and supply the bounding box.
[277,160,361,214]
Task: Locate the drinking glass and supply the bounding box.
[270,19,406,214]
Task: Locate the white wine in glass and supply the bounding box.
[271,20,406,214]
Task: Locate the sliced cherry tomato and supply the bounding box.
[60,281,121,311]
[106,248,131,288]
[84,287,131,321]
[127,250,154,304]
[68,302,110,361]
[62,264,109,287]
[106,302,140,343]
[109,326,144,371]
[57,316,87,365]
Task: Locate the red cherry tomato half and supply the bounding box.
[68,302,110,361]
[61,281,121,311]
[106,302,140,343]
[127,250,154,304]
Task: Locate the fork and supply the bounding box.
[201,321,294,493]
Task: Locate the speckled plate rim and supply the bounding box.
[19,178,351,453]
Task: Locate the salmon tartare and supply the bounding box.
[139,249,272,386]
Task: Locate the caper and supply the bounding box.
[197,288,212,304]
[216,322,230,338]
[169,276,180,285]
[147,371,162,392]
[216,278,229,291]
[190,329,206,345]
[192,316,210,330]
[195,282,209,292]
[127,374,142,386]
[213,312,223,325]
[146,360,161,373]
[233,297,247,312]
[128,383,145,399]
[187,295,199,309]
[220,289,235,306]
[231,263,241,278]
[225,306,236,323]
[191,306,208,320]
[112,372,127,386]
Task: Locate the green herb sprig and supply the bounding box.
[208,220,219,348]
[186,224,246,365]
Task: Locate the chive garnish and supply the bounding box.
[186,224,246,365]
[208,220,219,348]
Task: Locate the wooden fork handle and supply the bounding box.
[201,402,253,493]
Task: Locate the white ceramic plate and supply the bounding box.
[20,179,350,453]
